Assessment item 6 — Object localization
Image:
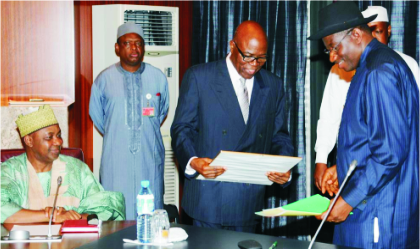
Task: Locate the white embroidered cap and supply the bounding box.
[362,6,389,23]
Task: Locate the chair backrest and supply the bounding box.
[1,148,85,163]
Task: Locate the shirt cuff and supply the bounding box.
[185,157,198,176]
[288,171,293,182]
[278,171,293,188]
[315,151,329,164]
[341,179,367,210]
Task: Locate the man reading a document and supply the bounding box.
[171,21,294,232]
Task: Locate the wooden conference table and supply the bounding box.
[1,221,347,249]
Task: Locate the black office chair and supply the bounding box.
[163,204,179,224]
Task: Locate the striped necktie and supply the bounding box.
[239,78,249,124]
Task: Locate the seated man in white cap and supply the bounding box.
[89,22,169,220]
[1,105,126,223]
[313,5,419,190]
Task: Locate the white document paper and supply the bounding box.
[197,151,301,185]
[11,225,61,236]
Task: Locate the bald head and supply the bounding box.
[229,21,268,79]
[233,21,268,45]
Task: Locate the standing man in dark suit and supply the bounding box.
[171,21,294,232]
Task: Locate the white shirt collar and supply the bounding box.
[226,53,254,103]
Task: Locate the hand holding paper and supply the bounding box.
[255,194,330,217]
[197,151,301,185]
[315,196,353,223]
[191,157,226,179]
[266,170,291,185]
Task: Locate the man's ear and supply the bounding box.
[229,40,234,52]
[23,135,33,148]
[387,24,391,38]
[115,43,120,57]
[351,28,363,44]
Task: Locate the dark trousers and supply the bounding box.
[193,219,256,233]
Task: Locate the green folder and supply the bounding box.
[255,194,330,217]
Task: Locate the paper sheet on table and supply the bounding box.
[255,194,330,217]
[197,150,301,185]
[11,225,61,236]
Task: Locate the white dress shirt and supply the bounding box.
[314,64,353,164]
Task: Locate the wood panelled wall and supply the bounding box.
[70,1,193,171]
[1,1,75,105]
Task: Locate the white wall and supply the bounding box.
[1,107,69,150]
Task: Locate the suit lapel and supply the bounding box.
[210,60,270,150]
[235,71,270,149]
[248,72,269,128]
[210,60,246,129]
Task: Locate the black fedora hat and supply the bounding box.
[308,1,377,40]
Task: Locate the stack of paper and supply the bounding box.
[197,151,302,185]
[11,224,61,235]
[255,194,330,217]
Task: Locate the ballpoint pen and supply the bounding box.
[269,241,277,249]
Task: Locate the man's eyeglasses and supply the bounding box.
[233,41,267,63]
[324,29,353,55]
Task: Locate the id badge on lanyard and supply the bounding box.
[143,93,155,117]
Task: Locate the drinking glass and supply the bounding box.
[152,209,170,244]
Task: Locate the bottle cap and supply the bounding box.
[141,180,150,188]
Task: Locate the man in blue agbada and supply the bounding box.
[309,2,419,249]
[89,22,169,220]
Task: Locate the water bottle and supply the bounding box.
[137,180,154,243]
